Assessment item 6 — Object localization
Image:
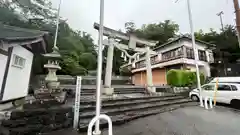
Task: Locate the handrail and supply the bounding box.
[87,114,113,135]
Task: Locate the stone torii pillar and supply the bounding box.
[94,23,157,95]
[104,38,115,95]
[145,46,155,93]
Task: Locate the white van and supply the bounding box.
[189,82,240,106]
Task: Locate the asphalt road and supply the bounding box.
[46,105,240,135]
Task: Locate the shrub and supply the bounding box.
[167,69,205,87]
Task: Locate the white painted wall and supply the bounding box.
[0,55,7,95]
[0,43,8,95]
[156,39,213,62]
[2,46,33,101]
[156,39,212,77]
[132,38,213,77]
[183,59,211,77]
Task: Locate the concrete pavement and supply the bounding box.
[46,105,240,135]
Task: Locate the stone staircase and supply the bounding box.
[0,94,195,135]
[62,85,147,97]
[77,94,194,131]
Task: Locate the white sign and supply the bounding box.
[73,76,82,129]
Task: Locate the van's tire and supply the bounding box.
[230,99,240,109]
[191,95,199,102]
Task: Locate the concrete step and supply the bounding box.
[79,94,180,105]
[79,91,145,96]
[79,89,145,93]
[79,98,190,119]
[79,89,145,92]
[0,99,194,134]
[0,94,191,135]
[78,101,196,131]
[79,95,185,111]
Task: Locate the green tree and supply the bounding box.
[125,20,179,45]
[0,0,97,76]
[195,25,240,62]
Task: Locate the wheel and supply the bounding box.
[191,95,199,102]
[230,99,240,109]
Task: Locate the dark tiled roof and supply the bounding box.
[0,23,47,41]
[154,35,216,50]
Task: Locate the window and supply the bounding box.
[202,84,214,91]
[231,85,238,91]
[198,50,207,61]
[151,56,157,64]
[12,55,25,68]
[162,47,183,60]
[186,48,194,59]
[217,85,231,91]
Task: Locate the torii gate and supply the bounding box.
[94,23,157,95]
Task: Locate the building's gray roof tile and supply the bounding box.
[0,23,47,41]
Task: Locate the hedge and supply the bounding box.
[167,69,205,87]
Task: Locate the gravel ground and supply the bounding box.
[45,105,240,135]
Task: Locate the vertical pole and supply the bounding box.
[217,11,224,31]
[217,11,227,76]
[145,47,155,93]
[186,0,203,107]
[236,26,240,48]
[213,78,219,106]
[233,0,240,39]
[104,39,114,89]
[53,0,62,49]
[94,0,104,134]
[73,76,81,129]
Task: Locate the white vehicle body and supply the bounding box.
[210,77,240,84]
[189,83,240,104]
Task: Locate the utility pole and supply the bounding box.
[216,11,227,76]
[186,0,204,107]
[233,0,240,38]
[217,11,224,31]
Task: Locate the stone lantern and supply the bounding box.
[43,47,61,92]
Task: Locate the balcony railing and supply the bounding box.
[133,46,214,69]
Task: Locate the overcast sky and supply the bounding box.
[51,0,236,41]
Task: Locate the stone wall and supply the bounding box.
[0,106,73,135]
[172,87,190,94]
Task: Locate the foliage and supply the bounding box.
[0,0,97,76]
[167,69,205,87]
[125,20,179,45]
[119,67,132,76]
[195,25,240,63]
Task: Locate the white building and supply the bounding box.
[130,36,215,85]
[0,24,47,103]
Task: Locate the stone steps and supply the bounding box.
[79,98,190,119]
[80,90,145,95]
[78,101,196,131]
[0,95,193,135]
[79,95,185,111]
[79,94,179,105]
[80,89,145,92]
[74,95,192,132]
[62,85,146,96]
